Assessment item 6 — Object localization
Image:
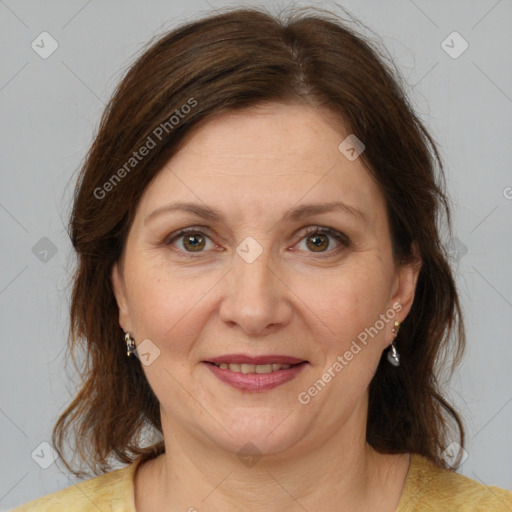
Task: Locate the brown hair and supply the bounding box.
[54,4,466,477]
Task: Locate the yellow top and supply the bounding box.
[11,453,512,511]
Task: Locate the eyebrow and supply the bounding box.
[144,200,368,226]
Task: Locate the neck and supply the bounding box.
[135,400,410,511]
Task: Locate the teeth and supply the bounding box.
[215,363,292,373]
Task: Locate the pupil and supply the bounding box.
[309,234,328,251]
[185,234,204,251]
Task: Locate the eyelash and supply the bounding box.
[164,226,350,258]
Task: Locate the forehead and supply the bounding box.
[135,102,385,224]
[173,101,349,168]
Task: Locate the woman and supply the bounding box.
[12,5,512,511]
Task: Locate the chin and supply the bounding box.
[200,410,308,459]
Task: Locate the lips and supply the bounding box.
[205,354,307,365]
[202,354,309,391]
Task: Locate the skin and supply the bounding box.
[111,101,422,512]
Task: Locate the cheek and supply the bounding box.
[126,264,211,354]
[318,264,391,339]
[310,267,392,404]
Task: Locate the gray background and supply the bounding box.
[1,0,511,509]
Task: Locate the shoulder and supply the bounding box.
[397,453,512,511]
[10,459,140,512]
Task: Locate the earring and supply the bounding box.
[387,320,401,367]
[125,332,136,357]
[387,340,400,367]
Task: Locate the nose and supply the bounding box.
[218,240,293,336]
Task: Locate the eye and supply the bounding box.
[164,226,350,257]
[294,226,350,256]
[165,227,216,253]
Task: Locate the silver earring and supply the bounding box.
[387,320,401,367]
[125,332,136,357]
[387,340,400,367]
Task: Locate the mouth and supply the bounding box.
[204,361,305,374]
[202,355,309,391]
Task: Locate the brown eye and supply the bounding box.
[181,232,206,252]
[166,228,214,253]
[306,232,330,252]
[296,226,350,256]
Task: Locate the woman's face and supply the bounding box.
[112,101,420,457]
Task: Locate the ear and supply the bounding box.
[388,241,422,320]
[111,262,132,333]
